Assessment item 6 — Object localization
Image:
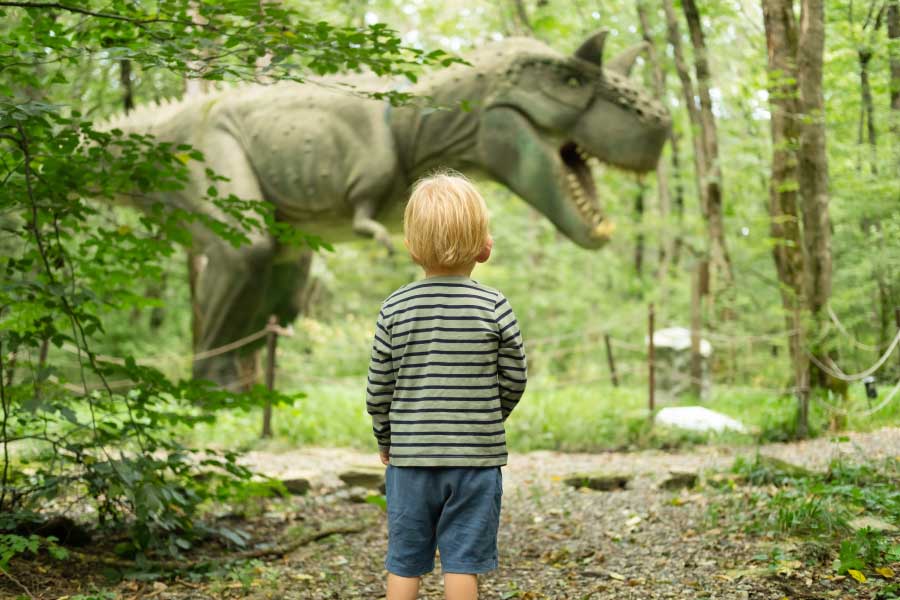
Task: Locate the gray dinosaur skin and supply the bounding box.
[104,32,670,385]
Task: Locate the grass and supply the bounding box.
[187,376,823,454]
[708,454,900,578]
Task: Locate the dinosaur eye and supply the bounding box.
[567,76,583,88]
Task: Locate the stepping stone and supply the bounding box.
[659,471,698,490]
[339,467,386,493]
[563,473,630,491]
[281,477,311,496]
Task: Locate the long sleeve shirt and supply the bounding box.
[365,275,527,467]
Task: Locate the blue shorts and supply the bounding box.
[384,465,503,577]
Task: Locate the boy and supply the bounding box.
[366,172,527,600]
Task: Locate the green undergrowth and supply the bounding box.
[707,454,900,583]
[186,378,850,454]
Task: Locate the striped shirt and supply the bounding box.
[366,275,527,467]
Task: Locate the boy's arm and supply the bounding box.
[366,309,395,452]
[495,294,527,421]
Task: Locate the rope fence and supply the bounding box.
[13,302,900,431]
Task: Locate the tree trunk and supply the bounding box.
[762,0,810,437]
[634,181,645,276]
[119,59,134,113]
[681,0,733,288]
[858,48,877,171]
[796,0,832,318]
[662,0,706,213]
[670,131,686,267]
[636,2,675,275]
[762,0,834,438]
[888,1,900,151]
[510,0,534,35]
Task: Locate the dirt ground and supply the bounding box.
[4,427,898,599]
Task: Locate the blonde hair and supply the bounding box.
[404,171,490,271]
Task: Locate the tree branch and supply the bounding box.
[0,2,192,26]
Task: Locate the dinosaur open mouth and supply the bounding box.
[559,142,614,238]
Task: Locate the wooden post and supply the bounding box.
[603,334,619,387]
[689,261,707,396]
[262,315,278,439]
[648,303,655,420]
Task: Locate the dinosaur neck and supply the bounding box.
[388,75,487,181]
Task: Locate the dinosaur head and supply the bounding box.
[476,32,671,248]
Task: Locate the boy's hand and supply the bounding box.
[379,449,390,465]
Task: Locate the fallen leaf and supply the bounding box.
[875,566,894,579]
[847,569,867,583]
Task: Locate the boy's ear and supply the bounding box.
[475,236,493,263]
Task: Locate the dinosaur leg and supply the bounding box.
[192,131,276,387]
[353,199,395,254]
[260,249,316,325]
[228,249,315,389]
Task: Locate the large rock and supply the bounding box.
[339,466,386,493]
[281,477,311,496]
[655,406,747,434]
[563,473,631,491]
[659,471,698,490]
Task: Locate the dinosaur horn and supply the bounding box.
[606,42,649,76]
[573,30,608,66]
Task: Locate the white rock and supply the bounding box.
[646,326,712,356]
[655,406,747,433]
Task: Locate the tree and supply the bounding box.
[0,0,456,559]
[762,0,834,437]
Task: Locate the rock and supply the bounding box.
[338,467,386,493]
[655,406,747,433]
[347,486,370,503]
[659,471,698,490]
[849,516,898,533]
[563,473,630,491]
[282,477,311,496]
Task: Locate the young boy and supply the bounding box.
[366,172,527,600]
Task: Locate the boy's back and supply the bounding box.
[365,171,527,600]
[367,275,526,467]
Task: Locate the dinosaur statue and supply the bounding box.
[102,31,670,386]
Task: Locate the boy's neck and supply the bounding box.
[424,264,476,279]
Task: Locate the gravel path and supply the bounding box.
[231,427,900,600]
[9,429,896,599]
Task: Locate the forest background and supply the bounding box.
[1,0,899,584]
[59,0,899,448]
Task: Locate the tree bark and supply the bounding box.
[762,0,809,437]
[858,48,877,171]
[510,0,534,35]
[662,0,706,211]
[796,0,832,318]
[637,1,675,274]
[119,59,134,113]
[681,0,733,288]
[762,0,834,438]
[634,181,645,276]
[888,1,900,144]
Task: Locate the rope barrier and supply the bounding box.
[49,368,262,396]
[57,323,294,368]
[856,377,900,416]
[826,305,882,352]
[807,328,900,383]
